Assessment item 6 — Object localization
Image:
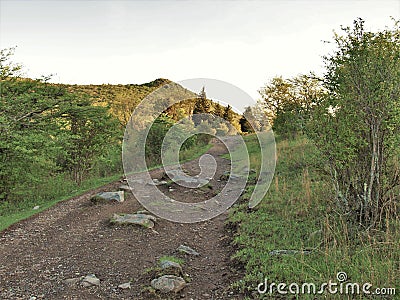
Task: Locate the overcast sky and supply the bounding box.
[1,0,399,111]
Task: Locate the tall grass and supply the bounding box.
[229,134,399,299]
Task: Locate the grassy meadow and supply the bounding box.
[228,134,399,299]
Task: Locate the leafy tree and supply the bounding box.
[0,48,121,205]
[259,75,324,138]
[0,47,22,79]
[307,18,400,228]
[145,114,176,165]
[58,97,119,185]
[0,50,72,200]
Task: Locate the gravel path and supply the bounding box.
[0,139,245,300]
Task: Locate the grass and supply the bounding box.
[159,255,185,265]
[229,134,400,299]
[179,142,213,163]
[0,173,121,232]
[0,140,212,233]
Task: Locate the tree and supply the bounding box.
[193,86,212,125]
[199,86,207,100]
[0,48,120,203]
[0,47,22,79]
[307,18,400,228]
[259,75,324,137]
[223,104,234,122]
[58,97,119,185]
[213,102,224,118]
[0,49,72,200]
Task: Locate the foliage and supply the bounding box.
[0,47,22,79]
[259,75,325,138]
[223,104,234,123]
[144,114,214,166]
[145,114,177,165]
[0,48,120,207]
[68,80,170,127]
[193,86,212,125]
[307,18,400,228]
[57,97,120,185]
[229,135,399,298]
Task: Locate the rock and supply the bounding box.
[81,274,100,286]
[147,179,168,186]
[64,277,81,285]
[111,213,156,229]
[269,249,311,256]
[118,282,131,289]
[118,185,132,192]
[160,260,183,275]
[33,206,40,210]
[91,191,124,203]
[167,169,208,186]
[177,245,199,256]
[151,275,186,293]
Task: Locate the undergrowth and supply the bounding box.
[229,134,399,299]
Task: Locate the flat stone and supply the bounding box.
[111,213,156,229]
[118,282,131,289]
[81,274,100,286]
[33,206,40,210]
[151,275,186,293]
[177,245,199,256]
[91,191,124,203]
[167,170,208,186]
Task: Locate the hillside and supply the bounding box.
[63,78,241,129]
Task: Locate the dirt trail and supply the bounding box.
[0,139,245,300]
